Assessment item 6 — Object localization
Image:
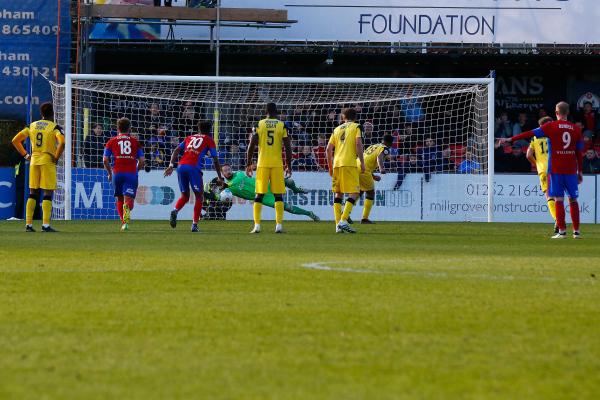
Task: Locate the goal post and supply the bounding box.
[52,74,495,222]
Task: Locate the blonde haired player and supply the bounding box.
[327,108,366,233]
[12,102,65,232]
[359,134,393,224]
[526,116,557,232]
[246,102,293,233]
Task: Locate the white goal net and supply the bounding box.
[50,75,494,222]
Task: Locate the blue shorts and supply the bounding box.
[177,164,203,193]
[113,172,138,198]
[548,173,579,199]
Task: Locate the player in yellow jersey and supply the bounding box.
[246,102,293,233]
[526,116,557,232]
[11,102,65,232]
[358,134,393,224]
[326,108,365,233]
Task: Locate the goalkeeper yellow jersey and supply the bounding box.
[530,137,549,174]
[255,118,287,168]
[329,121,363,168]
[359,143,391,173]
[13,120,64,166]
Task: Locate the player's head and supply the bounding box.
[40,102,54,121]
[117,117,131,134]
[198,120,212,135]
[538,116,552,127]
[222,163,233,179]
[382,134,394,147]
[555,101,570,118]
[266,102,278,117]
[341,107,357,122]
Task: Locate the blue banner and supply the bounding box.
[0,1,71,121]
[70,168,118,220]
[0,167,16,219]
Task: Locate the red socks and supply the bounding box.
[193,193,203,223]
[124,196,134,211]
[555,200,566,231]
[175,193,190,211]
[116,196,124,223]
[569,201,580,232]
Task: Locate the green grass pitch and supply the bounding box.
[1,220,599,399]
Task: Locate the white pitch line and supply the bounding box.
[300,262,593,283]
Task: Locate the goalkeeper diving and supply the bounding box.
[205,164,320,221]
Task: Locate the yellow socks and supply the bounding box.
[333,200,342,225]
[362,198,373,220]
[341,199,355,221]
[42,199,52,226]
[547,198,556,221]
[26,197,36,225]
[275,201,284,224]
[253,201,262,225]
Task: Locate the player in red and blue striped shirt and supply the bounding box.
[505,101,584,239]
[103,117,145,231]
[164,120,223,232]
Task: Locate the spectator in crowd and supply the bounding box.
[325,109,338,131]
[394,153,421,190]
[457,152,481,174]
[313,134,328,171]
[399,87,425,123]
[438,145,455,172]
[149,126,171,153]
[512,112,535,136]
[146,102,171,135]
[538,108,549,119]
[507,144,532,173]
[83,123,107,168]
[224,143,244,170]
[176,101,197,134]
[147,141,167,170]
[292,145,318,171]
[577,101,598,133]
[361,121,375,146]
[418,136,440,182]
[495,112,513,138]
[582,149,600,174]
[583,131,594,151]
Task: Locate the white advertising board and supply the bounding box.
[170,0,600,45]
[131,171,597,223]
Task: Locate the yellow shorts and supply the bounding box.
[539,172,548,193]
[256,166,285,194]
[332,166,360,194]
[359,171,375,192]
[29,163,57,190]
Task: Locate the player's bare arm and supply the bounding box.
[11,130,31,160]
[283,136,293,178]
[576,147,584,184]
[526,146,536,166]
[356,136,365,173]
[103,156,112,181]
[164,146,181,177]
[246,133,259,177]
[53,133,65,164]
[137,156,146,171]
[376,152,387,174]
[213,156,224,185]
[326,141,335,176]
